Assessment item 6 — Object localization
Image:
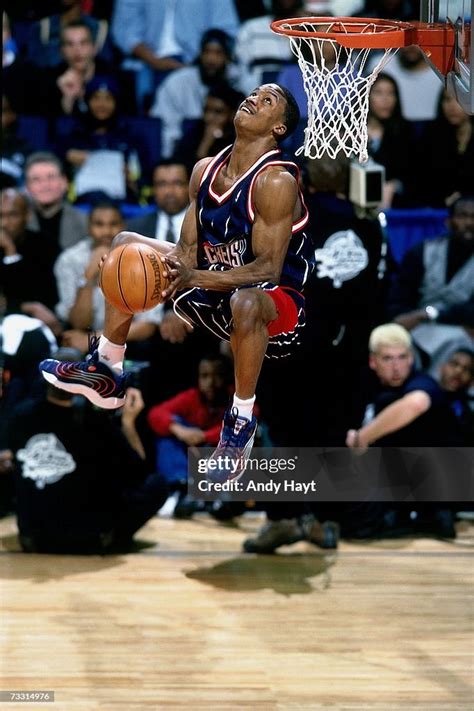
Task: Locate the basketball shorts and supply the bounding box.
[172,284,305,359]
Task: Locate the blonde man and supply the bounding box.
[346,324,461,450]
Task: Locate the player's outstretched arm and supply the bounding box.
[163,168,298,295]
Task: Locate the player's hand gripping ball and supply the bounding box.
[99,243,170,314]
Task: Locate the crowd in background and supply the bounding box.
[1,0,473,553]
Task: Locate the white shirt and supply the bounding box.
[54,238,163,329]
[155,209,187,243]
[157,0,181,58]
[366,54,442,120]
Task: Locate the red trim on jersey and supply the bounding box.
[198,145,231,189]
[265,286,300,337]
[208,148,281,204]
[246,161,309,233]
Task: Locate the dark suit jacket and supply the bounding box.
[126,211,159,239]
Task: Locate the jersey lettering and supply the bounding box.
[203,238,247,268]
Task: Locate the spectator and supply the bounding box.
[387,195,474,366]
[127,159,189,242]
[234,0,304,95]
[60,76,142,203]
[435,347,474,441]
[41,20,116,116]
[417,91,474,207]
[54,202,163,354]
[147,356,231,492]
[0,188,60,322]
[173,85,245,173]
[345,324,469,527]
[1,93,33,188]
[7,348,168,554]
[26,0,113,69]
[366,46,441,121]
[111,0,239,110]
[25,152,87,251]
[366,73,416,207]
[150,29,242,157]
[346,323,466,449]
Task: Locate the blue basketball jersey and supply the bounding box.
[196,145,314,293]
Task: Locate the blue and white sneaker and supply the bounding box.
[206,407,257,483]
[39,348,128,410]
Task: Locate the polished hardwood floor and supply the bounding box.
[1,513,473,710]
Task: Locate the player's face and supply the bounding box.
[198,360,226,402]
[439,352,473,392]
[369,346,414,387]
[26,163,68,206]
[370,79,397,120]
[153,165,189,215]
[89,208,124,246]
[235,85,287,139]
[61,27,95,71]
[0,193,29,240]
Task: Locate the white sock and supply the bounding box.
[97,335,126,373]
[232,394,255,420]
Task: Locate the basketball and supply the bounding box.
[99,243,169,314]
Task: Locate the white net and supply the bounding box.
[282,22,398,162]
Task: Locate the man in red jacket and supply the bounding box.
[148,355,235,518]
[147,356,231,489]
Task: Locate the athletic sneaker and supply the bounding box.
[206,407,257,483]
[39,348,128,410]
[243,518,305,554]
[302,515,340,549]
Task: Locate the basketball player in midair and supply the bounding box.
[40,84,314,480]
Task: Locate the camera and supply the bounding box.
[349,160,385,208]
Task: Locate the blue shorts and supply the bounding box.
[172,284,305,359]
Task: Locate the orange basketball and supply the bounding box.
[99,243,169,314]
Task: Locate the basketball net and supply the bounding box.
[279,22,397,162]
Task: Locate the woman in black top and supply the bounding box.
[418,90,474,207]
[366,73,416,207]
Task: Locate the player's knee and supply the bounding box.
[230,290,265,326]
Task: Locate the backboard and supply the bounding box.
[421,0,473,112]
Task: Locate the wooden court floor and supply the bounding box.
[1,513,473,711]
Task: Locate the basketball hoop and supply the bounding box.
[271,17,456,162]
